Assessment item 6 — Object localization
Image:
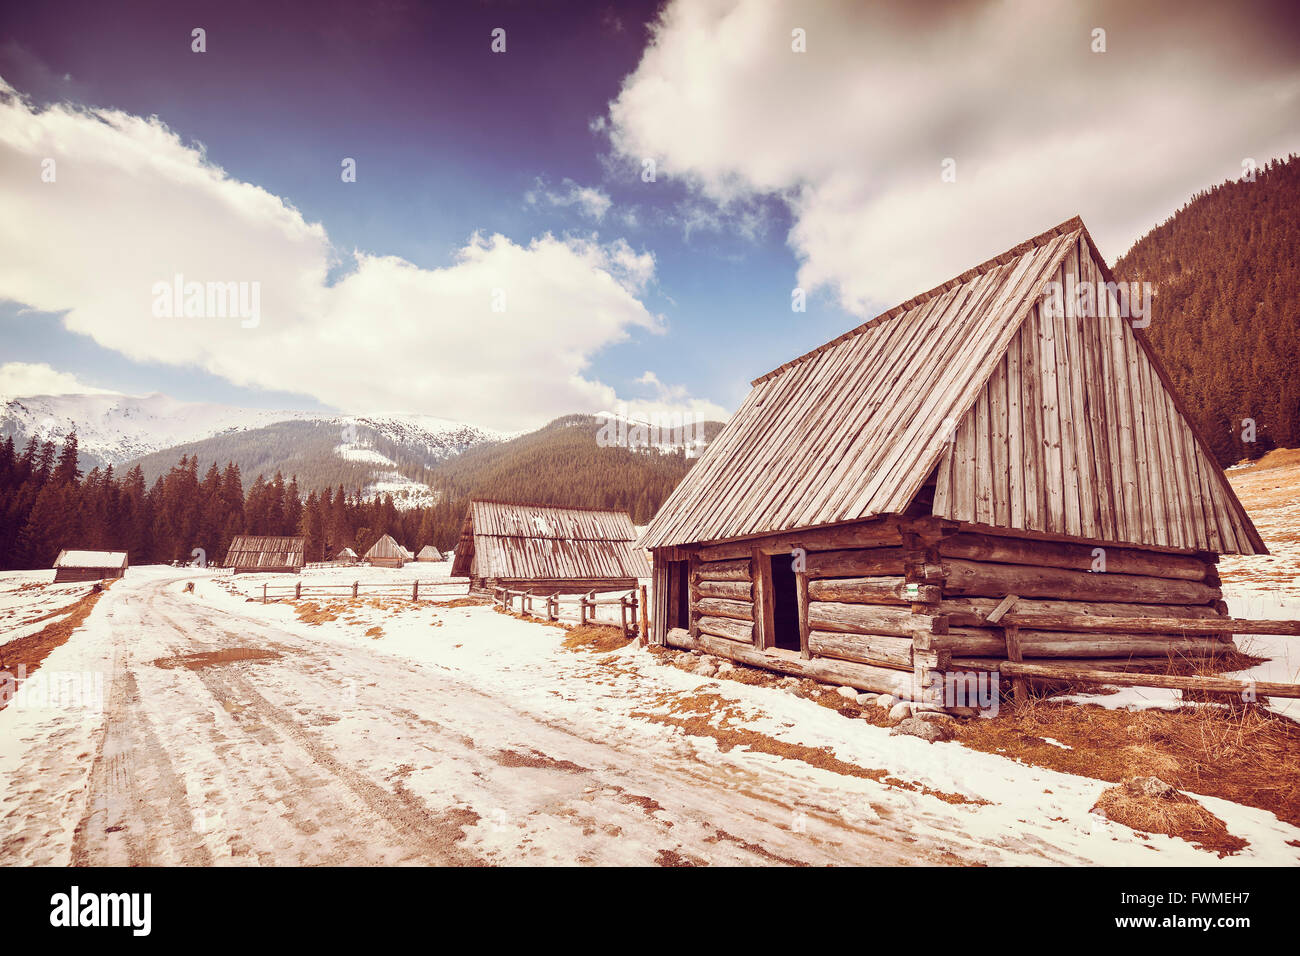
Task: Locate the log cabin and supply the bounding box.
[364,534,407,568]
[639,217,1267,705]
[52,550,128,583]
[223,535,305,574]
[451,499,651,595]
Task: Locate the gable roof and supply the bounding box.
[417,545,443,560]
[53,549,128,570]
[641,217,1264,554]
[224,536,305,569]
[365,534,405,560]
[451,500,650,580]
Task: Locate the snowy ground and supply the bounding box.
[0,573,97,651]
[2,564,1298,866]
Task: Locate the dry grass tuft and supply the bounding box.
[562,624,633,654]
[1092,777,1248,856]
[958,696,1300,827]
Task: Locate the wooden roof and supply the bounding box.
[451,500,650,580]
[417,545,443,560]
[53,549,128,570]
[640,217,1264,555]
[364,534,406,560]
[224,536,305,569]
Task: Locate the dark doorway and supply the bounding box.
[770,553,801,652]
[672,561,690,632]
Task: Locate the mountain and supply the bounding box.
[1113,154,1300,465]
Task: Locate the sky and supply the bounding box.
[1,0,1298,431]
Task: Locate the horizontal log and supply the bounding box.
[695,518,901,562]
[950,656,1238,673]
[938,597,1222,625]
[693,558,750,582]
[939,532,1211,580]
[693,597,753,622]
[695,579,751,601]
[804,547,905,578]
[808,630,914,671]
[998,614,1300,637]
[939,559,1221,604]
[807,576,939,605]
[697,615,753,643]
[1000,660,1300,699]
[806,602,942,638]
[664,629,917,698]
[932,630,1230,659]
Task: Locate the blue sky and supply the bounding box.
[2,0,1298,430]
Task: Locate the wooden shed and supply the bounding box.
[417,545,443,562]
[53,550,128,582]
[335,547,358,564]
[640,217,1266,705]
[451,499,651,595]
[224,536,305,574]
[365,534,406,568]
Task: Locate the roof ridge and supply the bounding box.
[751,215,1086,386]
[469,498,634,516]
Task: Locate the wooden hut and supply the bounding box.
[53,550,128,582]
[451,500,651,595]
[365,534,406,568]
[640,217,1266,705]
[335,547,358,565]
[417,545,443,562]
[224,536,305,574]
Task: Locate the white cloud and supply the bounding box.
[627,369,728,422]
[0,79,712,432]
[606,0,1300,311]
[524,176,613,221]
[0,362,119,398]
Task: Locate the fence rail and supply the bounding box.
[492,586,642,638]
[254,578,472,603]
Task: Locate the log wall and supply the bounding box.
[654,516,1234,702]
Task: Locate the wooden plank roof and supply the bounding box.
[224,536,305,569]
[640,216,1264,555]
[364,534,406,560]
[451,500,649,580]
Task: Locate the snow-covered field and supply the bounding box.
[2,563,1297,866]
[0,573,97,651]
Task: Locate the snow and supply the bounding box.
[3,564,1296,866]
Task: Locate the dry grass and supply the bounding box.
[958,695,1300,827]
[365,625,385,640]
[562,624,633,654]
[0,583,110,712]
[1092,778,1248,856]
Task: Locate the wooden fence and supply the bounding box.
[255,578,471,603]
[492,586,643,638]
[960,599,1300,702]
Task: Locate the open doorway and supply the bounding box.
[769,553,802,652]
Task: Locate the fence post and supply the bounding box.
[352,581,358,599]
[262,583,267,604]
[638,584,649,646]
[620,594,628,636]
[413,580,419,602]
[295,581,301,600]
[548,595,557,621]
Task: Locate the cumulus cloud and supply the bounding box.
[606,0,1300,311]
[0,78,704,432]
[524,176,613,221]
[621,369,729,423]
[0,362,119,398]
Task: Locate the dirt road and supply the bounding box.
[3,570,990,866]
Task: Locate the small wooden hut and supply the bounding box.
[335,547,358,565]
[417,545,443,562]
[224,536,305,574]
[365,534,406,568]
[451,500,651,595]
[53,550,128,582]
[640,217,1265,704]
